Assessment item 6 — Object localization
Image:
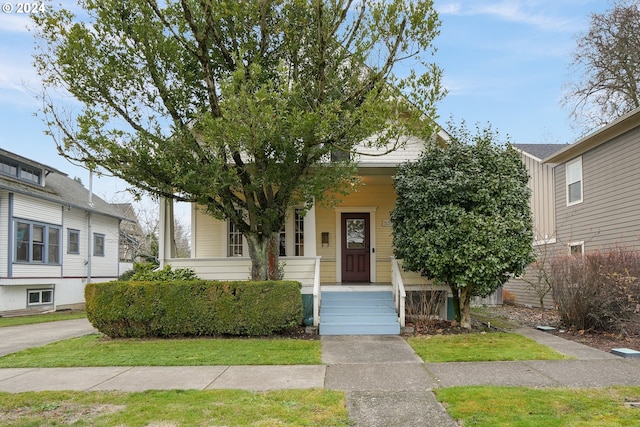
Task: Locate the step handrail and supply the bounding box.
[312,256,322,327]
[391,257,406,327]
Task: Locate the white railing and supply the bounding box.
[391,257,406,327]
[312,256,322,327]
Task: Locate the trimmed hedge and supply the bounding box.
[85,280,303,338]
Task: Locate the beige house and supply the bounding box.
[159,132,452,334]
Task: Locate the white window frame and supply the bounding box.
[568,241,584,256]
[566,157,583,206]
[27,288,54,306]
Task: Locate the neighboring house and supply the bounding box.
[506,107,640,308]
[111,202,143,273]
[0,148,127,315]
[545,107,640,254]
[503,143,566,308]
[159,132,453,334]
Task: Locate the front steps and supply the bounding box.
[319,289,401,335]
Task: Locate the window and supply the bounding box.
[93,233,105,256]
[0,155,42,185]
[67,229,80,254]
[295,209,304,256]
[566,157,583,205]
[569,242,584,256]
[20,166,41,184]
[27,289,53,306]
[14,221,61,264]
[279,226,287,256]
[228,220,243,256]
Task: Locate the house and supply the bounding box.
[506,107,640,308]
[111,202,144,273]
[0,148,127,315]
[503,143,566,308]
[159,132,453,334]
[543,107,640,253]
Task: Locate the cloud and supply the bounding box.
[0,14,32,33]
[437,0,582,33]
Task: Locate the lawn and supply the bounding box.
[408,332,569,362]
[436,386,640,426]
[0,389,351,426]
[0,334,322,367]
[0,311,86,327]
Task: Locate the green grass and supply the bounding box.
[0,311,86,327]
[436,386,640,426]
[408,332,569,362]
[0,389,351,426]
[0,334,322,367]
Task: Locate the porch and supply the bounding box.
[165,256,451,335]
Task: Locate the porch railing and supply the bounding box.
[391,257,406,327]
[312,256,322,327]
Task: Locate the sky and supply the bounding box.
[0,0,612,215]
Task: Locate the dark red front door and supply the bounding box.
[341,213,370,282]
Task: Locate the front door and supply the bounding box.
[341,213,370,282]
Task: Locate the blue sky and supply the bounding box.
[0,0,610,207]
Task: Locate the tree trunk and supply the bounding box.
[448,284,461,323]
[460,286,472,329]
[246,232,279,281]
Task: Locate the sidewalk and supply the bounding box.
[1,319,639,426]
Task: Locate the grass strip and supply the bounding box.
[436,386,640,427]
[0,334,322,367]
[0,311,86,328]
[0,389,350,426]
[408,332,569,362]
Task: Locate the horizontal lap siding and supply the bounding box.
[13,194,62,224]
[555,127,640,251]
[193,206,224,258]
[89,214,120,278]
[63,208,87,277]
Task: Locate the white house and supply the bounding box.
[0,148,127,315]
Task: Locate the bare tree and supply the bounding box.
[562,0,640,132]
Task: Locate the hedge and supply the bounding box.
[85,280,303,338]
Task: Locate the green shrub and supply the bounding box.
[129,262,199,281]
[85,280,303,338]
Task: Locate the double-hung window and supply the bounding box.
[68,229,80,254]
[93,233,105,256]
[566,157,583,205]
[14,220,61,264]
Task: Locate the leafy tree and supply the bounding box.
[391,123,534,328]
[563,0,640,132]
[32,0,444,280]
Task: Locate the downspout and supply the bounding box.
[87,170,93,284]
[7,192,13,277]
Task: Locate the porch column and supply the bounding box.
[303,202,317,257]
[158,197,176,267]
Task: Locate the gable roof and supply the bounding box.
[0,149,126,221]
[543,107,640,164]
[512,144,567,161]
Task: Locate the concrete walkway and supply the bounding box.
[0,319,639,426]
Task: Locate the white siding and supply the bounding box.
[13,193,62,224]
[62,208,88,277]
[88,213,121,278]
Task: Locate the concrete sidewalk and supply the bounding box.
[1,319,639,426]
